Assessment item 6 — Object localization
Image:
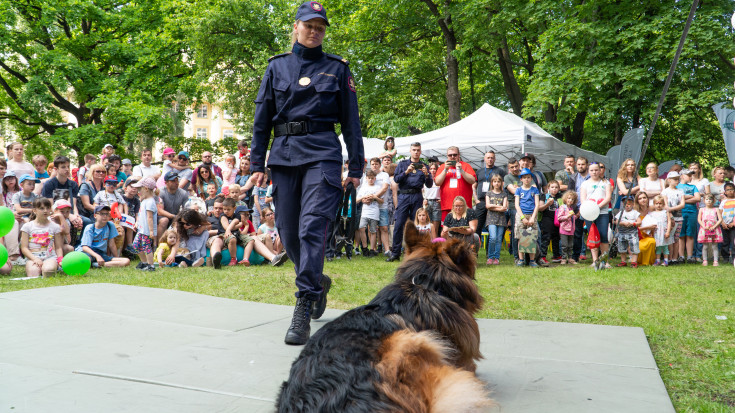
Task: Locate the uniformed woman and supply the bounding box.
[250,1,364,345]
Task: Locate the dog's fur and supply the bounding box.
[276,222,492,412]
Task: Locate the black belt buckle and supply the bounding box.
[287,121,307,135]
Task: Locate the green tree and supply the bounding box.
[0,0,195,164]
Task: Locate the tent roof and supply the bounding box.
[392,103,608,173]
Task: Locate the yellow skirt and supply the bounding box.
[637,236,656,266]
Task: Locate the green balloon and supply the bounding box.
[0,206,14,238]
[62,251,91,276]
[0,244,7,268]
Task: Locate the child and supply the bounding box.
[515,168,540,267]
[414,208,433,236]
[20,198,64,278]
[155,229,197,267]
[698,193,723,266]
[77,205,130,268]
[102,143,115,159]
[257,207,282,254]
[235,205,258,266]
[719,182,735,266]
[649,195,673,266]
[32,154,51,181]
[77,154,97,185]
[227,183,246,206]
[221,198,242,266]
[12,174,40,224]
[661,171,685,263]
[94,175,126,252]
[484,174,507,265]
[677,169,701,262]
[131,177,158,271]
[253,172,270,228]
[50,199,76,255]
[556,190,578,264]
[614,196,641,267]
[222,155,237,186]
[356,170,383,257]
[121,178,140,256]
[205,183,219,215]
[121,159,133,178]
[2,170,19,207]
[538,179,562,265]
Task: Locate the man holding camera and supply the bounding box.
[435,146,477,221]
[386,142,432,262]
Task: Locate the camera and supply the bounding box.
[412,162,424,170]
[446,160,456,166]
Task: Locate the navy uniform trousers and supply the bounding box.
[391,192,424,256]
[271,161,342,301]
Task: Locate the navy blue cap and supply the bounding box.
[94,205,111,214]
[295,1,329,25]
[235,205,252,215]
[164,171,179,181]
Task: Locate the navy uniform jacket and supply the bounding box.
[394,159,432,191]
[251,42,364,178]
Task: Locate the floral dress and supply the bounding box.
[697,207,723,243]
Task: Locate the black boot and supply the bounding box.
[284,297,313,345]
[312,275,332,320]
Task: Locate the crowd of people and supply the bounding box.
[2,137,734,277]
[0,140,287,277]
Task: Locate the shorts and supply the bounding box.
[27,250,56,260]
[206,233,236,248]
[618,232,640,254]
[673,220,682,241]
[238,232,256,245]
[379,208,391,227]
[132,233,154,254]
[655,245,670,255]
[681,211,697,237]
[83,247,113,262]
[426,199,441,222]
[359,216,378,233]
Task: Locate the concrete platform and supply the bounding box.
[0,284,674,412]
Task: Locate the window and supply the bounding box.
[223,110,232,120]
[223,129,234,139]
[196,128,208,139]
[196,105,208,119]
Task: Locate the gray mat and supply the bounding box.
[0,284,674,412]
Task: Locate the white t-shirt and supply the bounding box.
[357,183,381,220]
[375,171,390,210]
[7,160,35,177]
[581,179,610,213]
[93,190,125,208]
[21,221,61,258]
[136,197,158,237]
[692,178,709,208]
[661,187,684,221]
[132,164,161,179]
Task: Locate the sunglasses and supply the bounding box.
[178,157,188,161]
[447,154,459,158]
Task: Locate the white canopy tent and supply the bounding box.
[392,103,608,173]
[339,136,387,162]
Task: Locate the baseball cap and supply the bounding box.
[122,158,132,165]
[235,205,252,215]
[178,151,190,159]
[163,147,175,155]
[667,171,681,179]
[164,171,180,181]
[681,168,695,175]
[3,170,16,179]
[94,205,111,214]
[104,175,119,184]
[18,174,41,184]
[295,1,329,25]
[53,199,72,210]
[132,176,157,189]
[103,143,114,149]
[520,152,535,162]
[519,168,532,177]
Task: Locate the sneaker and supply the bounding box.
[229,259,237,266]
[579,255,587,261]
[144,265,156,272]
[551,256,562,263]
[516,260,525,267]
[271,252,288,267]
[663,260,669,267]
[560,259,567,265]
[11,257,27,266]
[677,256,686,264]
[713,261,719,267]
[568,259,577,265]
[687,257,697,264]
[529,261,539,268]
[696,257,703,263]
[136,261,146,270]
[486,258,493,265]
[631,262,638,268]
[212,252,222,269]
[91,262,101,269]
[616,262,627,267]
[238,259,250,266]
[654,260,660,266]
[493,259,499,265]
[702,260,708,266]
[538,257,550,267]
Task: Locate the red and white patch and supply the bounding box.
[310,2,323,11]
[348,76,356,92]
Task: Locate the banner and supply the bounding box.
[619,128,645,167]
[712,102,735,167]
[606,146,621,175]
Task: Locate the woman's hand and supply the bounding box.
[165,254,175,265]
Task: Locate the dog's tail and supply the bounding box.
[376,330,493,413]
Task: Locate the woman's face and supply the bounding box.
[453,201,466,214]
[386,139,394,150]
[690,163,700,175]
[715,168,724,182]
[638,195,648,207]
[241,160,250,173]
[295,19,326,48]
[93,168,105,181]
[200,168,210,179]
[626,161,635,173]
[10,144,23,161]
[646,164,657,177]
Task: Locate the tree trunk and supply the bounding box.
[421,0,461,124]
[562,111,587,147]
[497,37,524,117]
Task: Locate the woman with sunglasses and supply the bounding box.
[78,164,107,219]
[250,1,364,345]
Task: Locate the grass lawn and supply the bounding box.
[1,252,733,412]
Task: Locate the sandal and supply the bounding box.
[238,259,250,266]
[630,262,638,268]
[616,262,627,267]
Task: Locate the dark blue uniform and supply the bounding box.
[390,159,432,257]
[251,42,364,301]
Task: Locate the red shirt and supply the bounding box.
[436,162,477,216]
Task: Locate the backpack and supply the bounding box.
[553,206,562,227]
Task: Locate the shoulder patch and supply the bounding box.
[268,52,292,62]
[326,53,349,65]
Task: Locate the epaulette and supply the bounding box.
[326,53,349,65]
[268,52,292,62]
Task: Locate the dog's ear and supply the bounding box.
[444,239,477,279]
[404,221,430,255]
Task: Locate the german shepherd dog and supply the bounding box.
[276,222,492,412]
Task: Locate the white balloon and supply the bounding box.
[731,11,735,29]
[580,200,600,221]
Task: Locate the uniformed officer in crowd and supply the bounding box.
[387,142,432,261]
[250,1,364,345]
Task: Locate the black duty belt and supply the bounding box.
[398,189,420,195]
[274,121,334,137]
